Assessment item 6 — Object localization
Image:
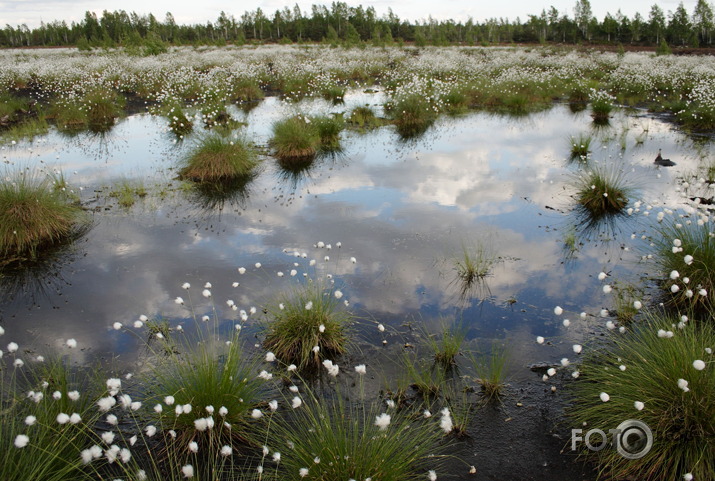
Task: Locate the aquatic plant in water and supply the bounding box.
[273,395,448,481]
[573,162,633,217]
[263,283,350,370]
[179,134,259,184]
[649,218,714,312]
[270,116,320,160]
[0,169,88,265]
[568,315,714,481]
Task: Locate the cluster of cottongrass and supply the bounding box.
[0,168,88,265]
[0,241,460,480]
[649,218,714,312]
[568,313,714,481]
[179,135,259,184]
[2,45,715,139]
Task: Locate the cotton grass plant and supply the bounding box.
[272,395,448,481]
[0,168,88,265]
[144,332,267,462]
[425,323,467,369]
[568,133,592,161]
[179,135,259,184]
[0,355,103,481]
[263,283,350,370]
[568,313,715,481]
[270,116,320,160]
[649,218,714,312]
[469,343,509,402]
[573,162,633,218]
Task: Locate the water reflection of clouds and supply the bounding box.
[1,102,698,371]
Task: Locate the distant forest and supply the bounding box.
[2,0,714,49]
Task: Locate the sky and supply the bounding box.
[0,0,696,30]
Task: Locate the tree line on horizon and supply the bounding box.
[1,0,714,50]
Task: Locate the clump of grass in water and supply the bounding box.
[347,106,381,130]
[389,94,437,139]
[0,169,87,264]
[649,219,714,312]
[469,344,508,402]
[48,101,87,134]
[321,84,346,104]
[312,114,345,152]
[426,323,467,369]
[569,133,592,160]
[0,356,104,481]
[109,180,147,208]
[273,395,449,480]
[179,134,259,184]
[270,116,320,160]
[162,103,193,137]
[263,283,349,370]
[84,88,125,133]
[574,163,632,217]
[590,89,615,125]
[568,314,715,481]
[147,332,266,457]
[401,351,448,396]
[611,282,643,323]
[453,241,498,301]
[1,117,49,143]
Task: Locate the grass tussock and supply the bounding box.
[569,133,592,160]
[390,94,437,139]
[148,334,266,455]
[426,323,467,369]
[650,220,715,312]
[569,315,715,481]
[470,344,509,401]
[574,163,632,216]
[347,106,381,130]
[0,170,87,263]
[263,283,349,370]
[312,114,344,151]
[179,135,259,183]
[273,397,448,481]
[270,116,320,160]
[452,241,499,301]
[0,358,103,481]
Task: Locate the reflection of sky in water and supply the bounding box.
[0,100,708,370]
